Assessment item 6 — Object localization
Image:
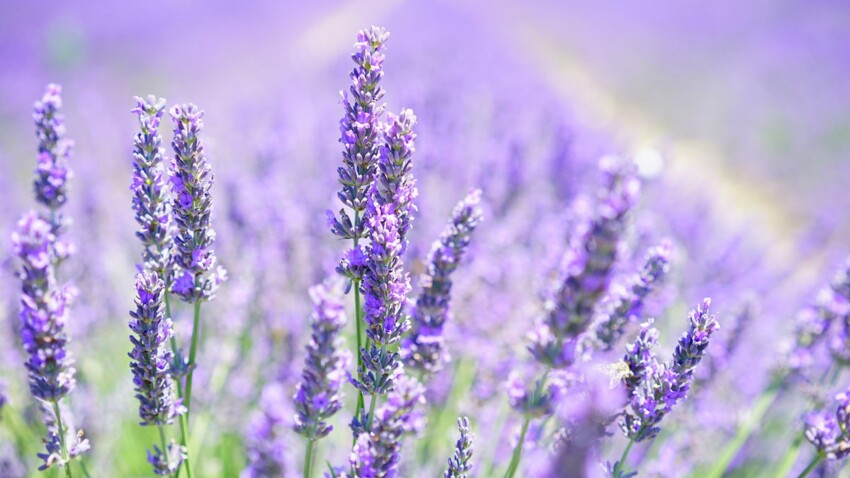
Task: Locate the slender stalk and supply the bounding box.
[503,418,531,478]
[367,394,378,429]
[503,366,552,478]
[796,454,824,478]
[775,435,805,477]
[353,209,366,418]
[706,379,781,478]
[304,440,315,478]
[611,438,635,477]
[52,401,73,478]
[179,413,193,478]
[79,460,92,478]
[159,426,175,478]
[184,301,202,422]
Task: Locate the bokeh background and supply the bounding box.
[1,1,849,477]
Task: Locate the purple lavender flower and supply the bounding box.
[372,108,418,250]
[529,157,640,368]
[402,190,483,375]
[444,417,474,478]
[589,242,671,352]
[129,271,182,426]
[169,103,226,302]
[242,384,293,478]
[33,84,73,216]
[352,201,411,395]
[620,299,719,442]
[329,26,390,240]
[12,212,76,402]
[506,370,568,418]
[38,428,90,471]
[147,441,186,477]
[293,282,351,441]
[131,95,172,279]
[349,375,425,478]
[805,387,850,462]
[786,259,850,379]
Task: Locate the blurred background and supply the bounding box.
[1,1,849,476]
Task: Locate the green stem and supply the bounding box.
[611,438,635,477]
[367,394,378,429]
[352,209,367,439]
[503,367,551,478]
[179,413,193,478]
[796,454,824,478]
[775,435,804,477]
[184,301,202,422]
[705,378,781,478]
[304,440,315,478]
[503,417,531,478]
[52,401,73,478]
[159,426,176,478]
[79,459,92,478]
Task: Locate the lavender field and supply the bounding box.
[1,1,850,477]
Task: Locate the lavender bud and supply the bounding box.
[621,299,719,442]
[350,345,402,398]
[293,282,351,441]
[531,158,639,368]
[402,190,483,375]
[147,441,186,476]
[33,84,73,214]
[506,371,568,418]
[128,271,183,426]
[444,417,474,478]
[805,387,850,460]
[373,108,418,251]
[590,242,671,351]
[331,26,390,239]
[12,212,76,401]
[38,428,89,471]
[131,95,172,280]
[169,103,226,302]
[361,201,411,347]
[349,375,425,478]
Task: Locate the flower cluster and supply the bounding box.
[444,417,474,478]
[33,83,73,216]
[372,108,418,251]
[589,242,671,352]
[352,202,411,394]
[12,212,77,402]
[786,259,850,379]
[293,282,351,441]
[329,26,390,240]
[242,384,292,478]
[350,376,425,478]
[131,95,172,279]
[402,190,483,375]
[805,387,850,460]
[529,157,640,368]
[169,104,226,301]
[620,299,719,442]
[128,271,182,426]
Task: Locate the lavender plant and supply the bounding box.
[444,417,474,478]
[402,190,484,376]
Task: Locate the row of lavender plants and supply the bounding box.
[1,25,849,478]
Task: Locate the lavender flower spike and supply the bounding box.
[350,375,425,478]
[129,271,182,426]
[352,201,411,396]
[805,386,850,461]
[293,282,351,441]
[373,108,418,250]
[12,212,76,402]
[242,384,293,478]
[131,95,172,279]
[444,417,474,478]
[530,157,640,368]
[590,241,671,352]
[169,103,226,302]
[329,26,390,240]
[33,83,73,217]
[621,299,719,442]
[402,190,483,375]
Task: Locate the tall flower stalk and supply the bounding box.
[328,26,390,426]
[129,272,185,477]
[12,84,89,477]
[402,190,483,376]
[293,282,351,478]
[168,103,226,478]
